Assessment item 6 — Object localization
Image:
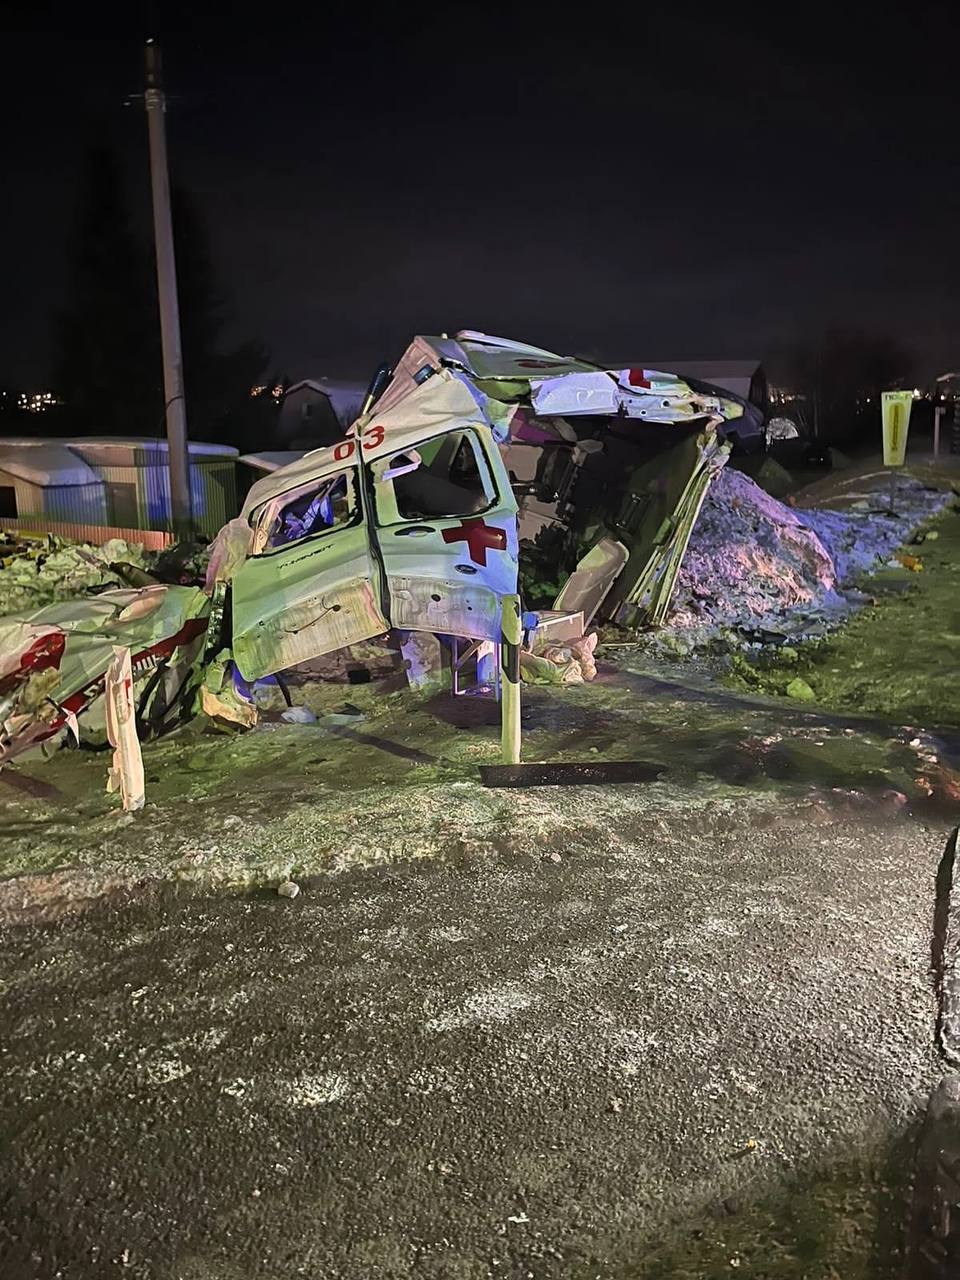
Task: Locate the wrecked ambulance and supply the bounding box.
[0,369,519,765]
[365,331,755,627]
[0,331,755,768]
[231,369,519,678]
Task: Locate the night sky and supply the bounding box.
[3,3,959,388]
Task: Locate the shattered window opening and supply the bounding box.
[252,469,359,554]
[374,429,498,525]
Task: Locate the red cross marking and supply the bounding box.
[0,631,65,695]
[441,518,508,567]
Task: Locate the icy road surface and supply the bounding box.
[0,798,946,1278]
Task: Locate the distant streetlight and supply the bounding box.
[935,372,960,455]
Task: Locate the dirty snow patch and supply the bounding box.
[221,1077,254,1099]
[144,1055,192,1086]
[277,1072,351,1106]
[426,984,541,1032]
[429,925,471,944]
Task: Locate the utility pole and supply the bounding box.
[144,38,193,539]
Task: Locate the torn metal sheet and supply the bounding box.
[530,368,731,423]
[204,517,253,591]
[199,649,258,728]
[360,331,750,631]
[554,539,629,626]
[0,585,209,766]
[373,331,748,430]
[105,646,145,812]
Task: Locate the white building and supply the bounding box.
[0,437,238,543]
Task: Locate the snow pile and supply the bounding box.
[667,468,950,640]
[674,469,837,633]
[0,537,149,616]
[796,486,947,583]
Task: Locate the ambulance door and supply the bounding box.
[231,462,388,680]
[369,425,518,641]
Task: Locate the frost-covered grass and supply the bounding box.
[726,501,960,730]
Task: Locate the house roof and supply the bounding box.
[0,436,238,459]
[238,451,308,473]
[282,380,367,419]
[0,443,101,487]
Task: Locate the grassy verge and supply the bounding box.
[726,504,960,730]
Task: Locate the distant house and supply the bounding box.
[277,379,366,448]
[0,437,238,544]
[652,361,768,413]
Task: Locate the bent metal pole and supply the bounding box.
[144,38,193,539]
[500,594,522,764]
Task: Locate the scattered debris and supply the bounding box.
[0,534,151,615]
[732,1138,759,1159]
[280,705,317,724]
[521,631,599,686]
[785,677,816,703]
[0,330,753,789]
[0,584,210,766]
[2,330,953,797]
[104,646,145,812]
[277,880,301,899]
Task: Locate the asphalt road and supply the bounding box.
[0,798,948,1279]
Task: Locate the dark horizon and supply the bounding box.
[3,3,959,391]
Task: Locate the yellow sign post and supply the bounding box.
[881,390,913,467]
[881,390,913,513]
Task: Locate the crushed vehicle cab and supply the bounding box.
[0,330,759,776]
[231,372,519,681]
[361,331,757,628]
